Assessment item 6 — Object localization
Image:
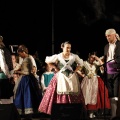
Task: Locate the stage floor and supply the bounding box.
[20,113,111,120]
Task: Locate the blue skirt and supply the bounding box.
[14,74,42,114]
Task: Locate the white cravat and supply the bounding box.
[107,43,116,62]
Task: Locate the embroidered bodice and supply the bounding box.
[45,53,83,77]
[83,61,97,78]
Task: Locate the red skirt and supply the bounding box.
[86,77,111,110]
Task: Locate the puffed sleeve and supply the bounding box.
[75,54,84,66]
[45,54,58,63]
[29,55,37,69]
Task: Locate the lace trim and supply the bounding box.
[17,108,33,114]
[84,61,97,78]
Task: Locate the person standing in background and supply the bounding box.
[40,63,55,95]
[104,28,120,118]
[10,53,21,84]
[31,66,41,90]
[32,51,43,77]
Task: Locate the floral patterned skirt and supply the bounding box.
[38,74,87,119]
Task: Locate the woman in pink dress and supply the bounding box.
[38,41,87,120]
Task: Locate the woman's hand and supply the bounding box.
[74,66,82,72]
[76,70,85,78]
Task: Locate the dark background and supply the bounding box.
[0,0,120,61]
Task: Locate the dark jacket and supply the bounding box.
[104,40,120,71]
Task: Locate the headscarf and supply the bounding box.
[105,29,116,35]
[105,28,120,40]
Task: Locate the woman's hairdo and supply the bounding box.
[17,45,28,54]
[88,51,97,57]
[61,41,71,48]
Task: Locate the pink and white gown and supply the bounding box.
[38,53,87,117]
